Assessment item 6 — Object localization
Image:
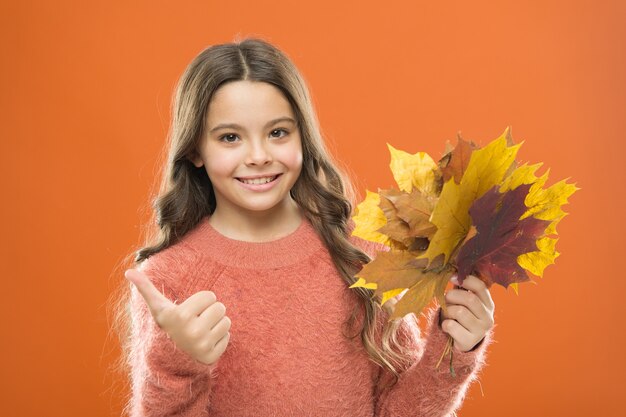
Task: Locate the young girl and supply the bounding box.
[119,37,495,417]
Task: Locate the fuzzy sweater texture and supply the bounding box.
[129,216,493,416]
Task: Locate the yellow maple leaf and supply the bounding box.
[387,144,439,197]
[499,162,544,193]
[517,236,560,278]
[349,280,412,313]
[523,175,579,235]
[351,190,390,245]
[418,127,522,267]
[350,277,377,290]
[501,161,579,234]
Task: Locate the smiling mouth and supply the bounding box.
[236,174,281,185]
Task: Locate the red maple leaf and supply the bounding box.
[455,183,551,288]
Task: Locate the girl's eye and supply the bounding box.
[219,133,239,143]
[270,128,288,138]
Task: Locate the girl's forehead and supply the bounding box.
[206,80,295,127]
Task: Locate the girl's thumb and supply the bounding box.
[125,269,173,314]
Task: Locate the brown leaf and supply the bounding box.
[408,237,430,253]
[356,250,428,295]
[439,132,479,184]
[377,188,412,248]
[354,249,452,320]
[391,190,437,238]
[390,269,453,320]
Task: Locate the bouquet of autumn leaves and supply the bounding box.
[350,127,578,373]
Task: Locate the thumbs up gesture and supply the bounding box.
[125,268,231,366]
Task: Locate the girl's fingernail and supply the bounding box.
[450,275,459,284]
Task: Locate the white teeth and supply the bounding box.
[239,176,276,185]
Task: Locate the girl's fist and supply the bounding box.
[125,268,231,365]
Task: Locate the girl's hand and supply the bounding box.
[441,274,495,352]
[125,269,231,365]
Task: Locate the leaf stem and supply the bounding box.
[435,335,457,377]
[449,339,456,377]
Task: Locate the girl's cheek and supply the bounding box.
[205,149,244,175]
[274,145,303,169]
[286,153,303,170]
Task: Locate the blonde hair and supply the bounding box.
[111,37,413,413]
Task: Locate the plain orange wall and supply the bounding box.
[2,0,625,416]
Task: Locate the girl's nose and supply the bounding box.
[245,139,273,166]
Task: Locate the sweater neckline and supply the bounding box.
[194,215,323,268]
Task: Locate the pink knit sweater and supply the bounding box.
[129,216,493,416]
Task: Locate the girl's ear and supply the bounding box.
[188,151,204,168]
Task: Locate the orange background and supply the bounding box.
[2,1,625,416]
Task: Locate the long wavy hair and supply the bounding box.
[111,37,413,412]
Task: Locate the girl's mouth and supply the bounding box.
[236,174,281,185]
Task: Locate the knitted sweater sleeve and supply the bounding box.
[375,307,493,417]
[128,245,217,416]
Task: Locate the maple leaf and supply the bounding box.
[391,271,452,321]
[500,162,578,234]
[352,251,425,296]
[387,144,440,197]
[351,144,441,249]
[439,133,479,184]
[388,189,437,238]
[455,183,552,288]
[498,161,579,280]
[377,188,437,250]
[517,236,560,278]
[352,190,390,246]
[377,188,414,248]
[418,127,522,268]
[499,161,544,193]
[350,251,452,320]
[523,175,579,235]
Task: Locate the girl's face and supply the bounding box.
[191,80,303,218]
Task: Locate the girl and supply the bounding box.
[118,37,495,417]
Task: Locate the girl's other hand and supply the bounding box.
[441,274,495,352]
[125,268,231,365]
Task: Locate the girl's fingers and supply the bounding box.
[442,304,482,334]
[179,290,219,317]
[445,287,490,322]
[208,332,230,363]
[441,319,473,351]
[198,302,229,330]
[453,275,495,311]
[209,316,232,338]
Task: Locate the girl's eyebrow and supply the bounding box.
[208,117,297,134]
